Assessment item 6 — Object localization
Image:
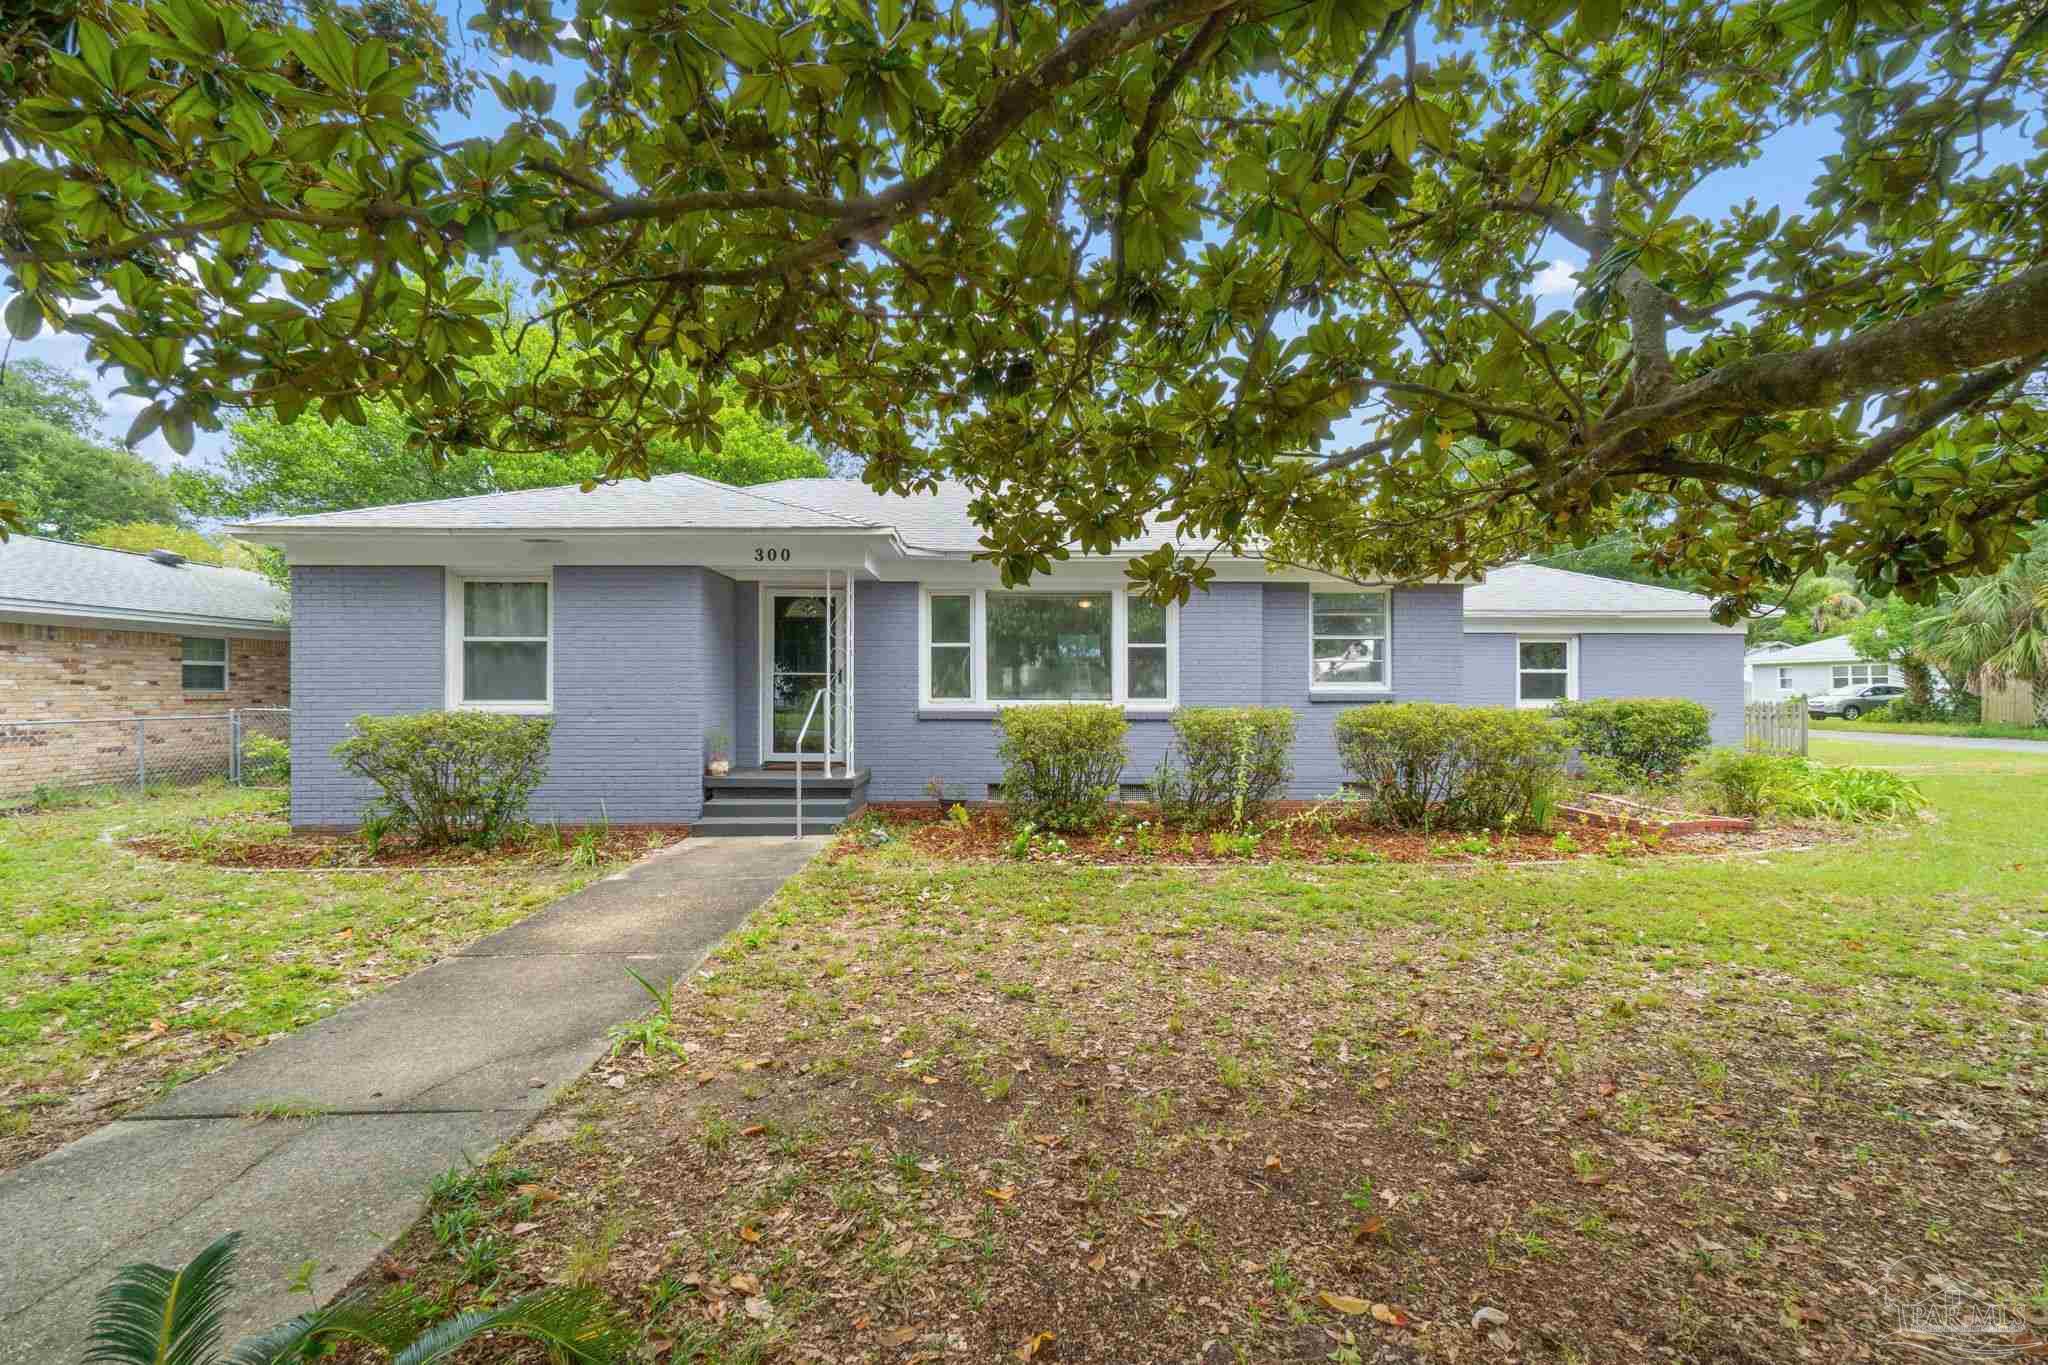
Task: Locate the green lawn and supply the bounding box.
[1812,715,2048,741]
[0,784,613,1168]
[368,735,2048,1364]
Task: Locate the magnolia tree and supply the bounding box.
[2,0,2045,618]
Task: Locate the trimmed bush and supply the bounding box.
[333,710,553,847]
[1333,703,1566,830]
[995,705,1129,831]
[1549,698,1712,784]
[1151,706,1297,828]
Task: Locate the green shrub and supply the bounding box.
[1333,703,1566,831]
[82,1230,628,1365]
[1701,749,1926,822]
[1550,698,1713,784]
[333,710,553,847]
[994,704,1129,831]
[1767,759,1928,822]
[1151,705,1297,828]
[1700,749,1780,817]
[240,732,290,782]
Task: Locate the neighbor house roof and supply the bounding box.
[1464,563,1718,618]
[1743,635,1867,665]
[235,471,878,534]
[0,536,288,633]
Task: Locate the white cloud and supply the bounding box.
[1532,259,1580,297]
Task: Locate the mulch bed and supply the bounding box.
[858,802,1820,866]
[131,823,690,870]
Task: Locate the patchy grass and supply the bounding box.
[1811,716,2048,741]
[0,783,643,1170]
[360,737,2046,1363]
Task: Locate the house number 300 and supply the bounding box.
[753,547,792,562]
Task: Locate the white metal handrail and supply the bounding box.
[791,685,826,838]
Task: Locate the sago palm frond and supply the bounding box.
[389,1286,630,1365]
[84,1232,241,1365]
[223,1295,419,1365]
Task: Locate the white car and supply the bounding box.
[1808,683,1907,720]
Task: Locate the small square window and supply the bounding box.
[1517,638,1572,705]
[181,637,228,692]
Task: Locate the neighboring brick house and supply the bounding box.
[0,536,289,795]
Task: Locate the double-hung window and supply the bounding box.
[1309,589,1390,691]
[451,576,551,709]
[1517,638,1575,705]
[920,588,1175,707]
[180,637,228,692]
[1831,663,1888,689]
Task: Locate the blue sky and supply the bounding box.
[5,3,2033,484]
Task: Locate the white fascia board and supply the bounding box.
[1463,613,1742,635]
[0,603,289,637]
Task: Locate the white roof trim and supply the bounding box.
[0,602,289,636]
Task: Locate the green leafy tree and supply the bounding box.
[82,520,268,571]
[0,415,185,540]
[1917,552,2048,727]
[0,358,105,435]
[1848,595,1944,707]
[3,0,2045,615]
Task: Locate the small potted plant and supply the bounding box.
[706,726,733,777]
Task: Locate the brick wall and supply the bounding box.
[0,619,288,796]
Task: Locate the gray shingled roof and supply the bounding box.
[748,478,1216,554]
[1745,635,1865,664]
[1465,563,1717,617]
[236,471,877,533]
[0,536,288,630]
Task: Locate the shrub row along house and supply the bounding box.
[235,476,1745,832]
[0,537,288,797]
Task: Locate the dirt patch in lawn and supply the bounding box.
[858,802,1832,867]
[131,822,689,870]
[349,868,2043,1364]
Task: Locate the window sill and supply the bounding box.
[1308,688,1393,703]
[917,704,1176,721]
[451,702,553,716]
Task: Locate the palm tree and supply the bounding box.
[1917,557,2048,727]
[84,1232,629,1365]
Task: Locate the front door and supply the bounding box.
[765,591,845,760]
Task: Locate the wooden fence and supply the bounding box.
[1744,699,1808,755]
[1980,676,2038,727]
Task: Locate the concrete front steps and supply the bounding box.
[696,767,871,836]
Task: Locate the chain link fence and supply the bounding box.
[0,708,290,803]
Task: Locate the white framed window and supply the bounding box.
[1778,667,1794,690]
[1309,588,1391,692]
[1831,663,1888,689]
[1517,637,1576,706]
[181,637,228,692]
[447,574,552,711]
[918,587,1176,708]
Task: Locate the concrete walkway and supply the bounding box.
[1813,728,2048,755]
[0,834,826,1363]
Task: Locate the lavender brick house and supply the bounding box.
[237,476,1745,833]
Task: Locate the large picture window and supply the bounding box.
[452,577,550,708]
[1310,589,1390,691]
[180,637,227,692]
[1517,638,1575,705]
[1831,663,1888,689]
[920,588,1175,707]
